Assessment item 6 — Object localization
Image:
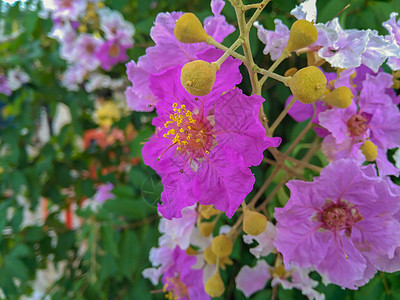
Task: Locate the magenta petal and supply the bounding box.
[158,170,197,220]
[193,145,255,218]
[214,89,280,166]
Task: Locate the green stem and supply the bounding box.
[269,96,296,134]
[206,36,247,63]
[259,49,290,86]
[212,37,244,69]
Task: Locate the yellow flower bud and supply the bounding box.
[180,60,217,96]
[205,271,225,297]
[199,205,220,219]
[204,246,217,264]
[360,140,378,161]
[174,13,209,44]
[199,222,215,237]
[211,235,233,258]
[243,209,267,236]
[285,19,318,52]
[289,66,327,104]
[324,86,353,109]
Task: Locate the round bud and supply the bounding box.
[181,60,217,96]
[203,246,217,265]
[289,66,327,104]
[324,86,353,109]
[360,140,378,161]
[211,235,233,258]
[243,209,267,236]
[174,13,209,44]
[205,271,225,297]
[199,222,215,237]
[285,19,318,52]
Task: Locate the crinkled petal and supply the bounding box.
[204,0,235,43]
[193,145,255,218]
[214,89,280,166]
[290,0,317,22]
[317,237,366,289]
[361,30,400,72]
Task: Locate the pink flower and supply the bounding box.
[94,182,114,203]
[142,49,280,219]
[95,39,130,71]
[71,34,102,71]
[0,74,11,96]
[274,159,400,289]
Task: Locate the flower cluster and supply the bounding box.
[255,0,400,72]
[41,0,134,91]
[129,0,400,298]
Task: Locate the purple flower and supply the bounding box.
[0,74,11,96]
[99,8,135,46]
[70,34,102,71]
[52,0,86,20]
[318,70,400,176]
[383,12,400,70]
[143,246,209,300]
[95,182,114,203]
[95,39,130,71]
[274,159,400,289]
[142,49,280,219]
[254,19,290,61]
[125,0,234,112]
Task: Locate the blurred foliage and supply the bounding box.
[0,0,399,299]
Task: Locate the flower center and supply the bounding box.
[109,43,120,57]
[318,200,363,233]
[159,103,213,160]
[347,113,368,137]
[163,275,189,299]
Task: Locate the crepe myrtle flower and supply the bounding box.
[142,49,280,219]
[125,0,234,111]
[143,246,209,300]
[274,159,400,289]
[95,38,130,71]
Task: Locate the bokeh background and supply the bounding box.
[0,0,399,299]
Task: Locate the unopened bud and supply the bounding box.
[204,246,217,265]
[174,13,209,44]
[200,205,220,219]
[199,222,215,237]
[211,235,233,258]
[181,60,217,96]
[285,19,318,52]
[243,209,267,236]
[324,86,353,108]
[361,140,377,161]
[289,66,327,104]
[205,271,225,297]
